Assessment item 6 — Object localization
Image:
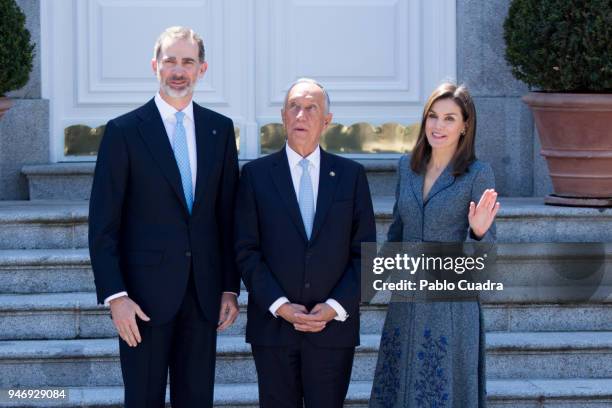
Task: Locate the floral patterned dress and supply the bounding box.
[369,155,495,407]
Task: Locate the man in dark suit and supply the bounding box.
[235,78,376,408]
[89,26,240,408]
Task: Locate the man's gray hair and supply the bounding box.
[284,77,331,114]
[153,26,205,63]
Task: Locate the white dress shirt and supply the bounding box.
[268,144,348,322]
[104,93,236,306]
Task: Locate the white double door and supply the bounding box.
[42,0,456,161]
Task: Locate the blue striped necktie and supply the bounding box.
[298,158,315,239]
[173,111,193,214]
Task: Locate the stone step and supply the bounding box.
[22,161,398,201]
[497,199,612,242]
[0,249,93,293]
[22,164,96,202]
[2,292,612,340]
[486,331,612,380]
[484,303,612,332]
[486,379,612,408]
[0,292,251,340]
[375,196,612,243]
[0,382,369,408]
[3,197,612,250]
[3,241,612,306]
[1,333,612,388]
[0,202,87,250]
[1,379,612,408]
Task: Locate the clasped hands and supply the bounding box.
[276,302,337,333]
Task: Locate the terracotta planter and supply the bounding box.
[523,92,612,206]
[0,96,12,120]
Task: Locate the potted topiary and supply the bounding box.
[504,0,612,206]
[0,0,35,120]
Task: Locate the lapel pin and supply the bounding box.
[212,129,217,135]
[330,171,336,177]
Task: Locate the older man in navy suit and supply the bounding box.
[89,27,239,408]
[235,78,376,407]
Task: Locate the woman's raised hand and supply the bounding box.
[468,188,500,239]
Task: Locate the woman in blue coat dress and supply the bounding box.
[370,82,500,407]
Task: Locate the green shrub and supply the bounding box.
[0,0,35,95]
[504,0,612,92]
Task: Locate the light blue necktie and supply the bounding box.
[173,111,193,214]
[298,158,315,239]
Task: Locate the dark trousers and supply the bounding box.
[119,272,217,408]
[251,339,355,408]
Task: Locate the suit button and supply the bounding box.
[304,283,310,289]
[185,251,192,257]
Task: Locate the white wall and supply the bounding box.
[42,0,455,161]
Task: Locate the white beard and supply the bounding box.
[160,80,196,98]
[157,66,198,98]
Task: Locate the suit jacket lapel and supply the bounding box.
[192,103,218,214]
[410,169,425,209]
[270,149,309,242]
[424,165,455,205]
[137,98,188,212]
[310,149,339,243]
